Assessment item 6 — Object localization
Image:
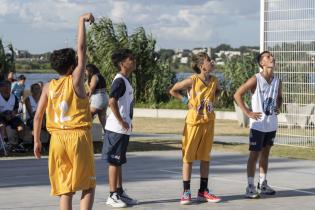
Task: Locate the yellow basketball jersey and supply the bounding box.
[46,75,92,132]
[185,74,217,125]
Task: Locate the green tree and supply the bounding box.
[217,52,259,109]
[87,17,173,105]
[0,38,15,81]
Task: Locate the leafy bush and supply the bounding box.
[87,17,173,104]
[218,53,259,109]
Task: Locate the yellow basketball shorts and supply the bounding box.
[182,121,214,163]
[48,129,96,196]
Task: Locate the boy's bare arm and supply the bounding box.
[169,78,193,101]
[234,76,262,120]
[276,81,283,114]
[33,83,48,159]
[72,13,94,98]
[108,98,129,131]
[88,75,98,97]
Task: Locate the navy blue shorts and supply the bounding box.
[249,129,276,151]
[102,130,129,166]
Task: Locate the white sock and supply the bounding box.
[259,173,266,185]
[247,177,254,186]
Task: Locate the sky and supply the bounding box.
[0,0,261,54]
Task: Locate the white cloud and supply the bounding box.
[0,0,260,52]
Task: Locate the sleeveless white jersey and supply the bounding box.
[105,74,134,135]
[0,94,16,112]
[250,73,280,132]
[26,95,38,119]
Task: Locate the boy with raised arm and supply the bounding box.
[33,13,96,210]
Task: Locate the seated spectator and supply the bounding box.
[0,81,26,152]
[25,83,41,132]
[11,75,26,114]
[25,83,49,150]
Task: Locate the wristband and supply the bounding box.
[181,96,189,105]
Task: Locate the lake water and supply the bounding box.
[15,73,59,89]
[17,71,225,90]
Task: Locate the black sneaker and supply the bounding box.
[257,180,276,195]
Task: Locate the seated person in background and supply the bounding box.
[85,64,108,130]
[25,83,42,132]
[11,75,26,113]
[0,81,26,152]
[25,83,49,149]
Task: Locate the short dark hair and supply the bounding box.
[86,64,100,75]
[86,64,100,83]
[18,75,26,80]
[257,51,271,69]
[50,48,76,75]
[30,83,40,92]
[111,48,134,70]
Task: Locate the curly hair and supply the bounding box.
[111,48,134,70]
[50,48,76,75]
[191,52,209,74]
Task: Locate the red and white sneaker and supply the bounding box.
[197,190,221,203]
[180,190,192,205]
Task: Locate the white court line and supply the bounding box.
[159,169,315,196]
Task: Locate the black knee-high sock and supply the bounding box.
[199,177,208,192]
[183,180,190,192]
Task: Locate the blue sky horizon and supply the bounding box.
[0,0,260,54]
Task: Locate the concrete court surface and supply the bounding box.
[0,150,314,210]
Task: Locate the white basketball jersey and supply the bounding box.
[0,94,16,112]
[250,73,280,132]
[105,74,134,135]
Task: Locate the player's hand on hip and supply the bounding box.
[247,112,262,120]
[120,121,130,131]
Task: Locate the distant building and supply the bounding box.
[215,50,241,58]
[192,47,212,57]
[15,50,31,58]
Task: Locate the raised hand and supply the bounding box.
[81,13,95,24]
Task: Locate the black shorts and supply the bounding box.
[0,116,24,129]
[249,129,276,151]
[102,130,129,166]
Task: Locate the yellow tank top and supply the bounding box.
[46,75,92,132]
[185,75,217,125]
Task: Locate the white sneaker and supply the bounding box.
[106,192,127,208]
[258,180,276,195]
[246,184,260,199]
[120,191,138,205]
